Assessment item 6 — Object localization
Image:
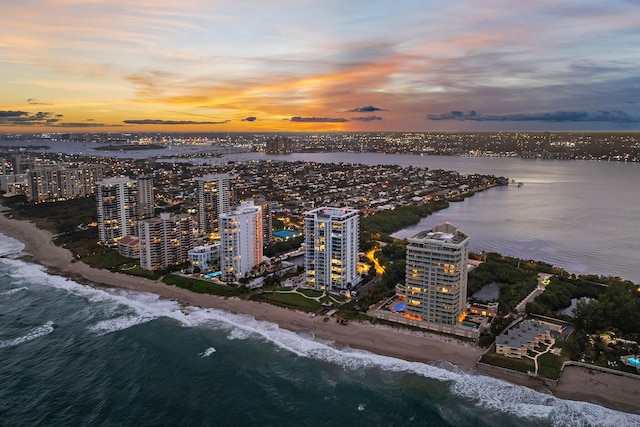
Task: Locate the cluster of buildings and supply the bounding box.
[264,136,294,154]
[95,167,365,293]
[94,173,268,283]
[0,152,493,327]
[1,150,498,332]
[0,155,106,202]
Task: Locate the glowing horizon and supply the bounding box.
[1,1,639,133]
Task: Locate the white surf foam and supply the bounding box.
[88,315,154,335]
[2,253,638,426]
[0,321,55,348]
[0,233,26,258]
[0,286,29,296]
[177,307,640,427]
[199,347,216,358]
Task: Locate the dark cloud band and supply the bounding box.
[426,110,639,123]
[123,119,230,125]
[0,111,60,126]
[290,116,348,123]
[351,115,382,122]
[348,105,382,113]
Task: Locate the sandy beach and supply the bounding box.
[1,209,639,415]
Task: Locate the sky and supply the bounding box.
[1,0,639,133]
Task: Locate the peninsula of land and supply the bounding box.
[1,211,639,415]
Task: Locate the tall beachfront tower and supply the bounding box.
[28,163,104,203]
[220,201,263,282]
[96,177,138,245]
[402,223,469,325]
[304,207,359,293]
[138,213,194,271]
[195,173,236,238]
[254,197,273,246]
[137,174,155,219]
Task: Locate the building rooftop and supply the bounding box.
[495,319,552,349]
[306,206,358,219]
[98,176,134,185]
[412,229,467,244]
[118,235,139,246]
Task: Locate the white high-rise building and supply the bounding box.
[28,163,104,203]
[220,201,262,282]
[195,173,236,237]
[304,207,359,292]
[400,223,469,325]
[137,175,155,219]
[96,177,138,245]
[139,213,194,271]
[254,197,273,246]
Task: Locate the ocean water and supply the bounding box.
[1,235,639,426]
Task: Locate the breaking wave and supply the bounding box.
[1,233,638,426]
[0,286,29,296]
[0,321,55,349]
[199,347,216,358]
[0,233,25,258]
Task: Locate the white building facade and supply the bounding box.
[138,213,194,271]
[400,223,469,325]
[137,174,155,219]
[188,244,220,273]
[96,177,138,245]
[195,173,235,237]
[304,207,359,292]
[219,201,263,282]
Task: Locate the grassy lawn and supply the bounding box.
[536,340,573,379]
[296,288,323,298]
[480,347,535,374]
[121,266,162,280]
[537,352,564,379]
[253,292,321,312]
[54,227,101,256]
[164,274,249,298]
[82,250,132,270]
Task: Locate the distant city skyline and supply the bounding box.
[1,1,639,133]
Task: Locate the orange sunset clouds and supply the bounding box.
[1,1,639,133]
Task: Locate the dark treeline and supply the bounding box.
[360,200,449,248]
[468,253,556,314]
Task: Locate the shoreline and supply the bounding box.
[1,210,639,415]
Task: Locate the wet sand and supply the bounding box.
[1,209,639,414]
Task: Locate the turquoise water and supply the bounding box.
[628,358,640,367]
[392,302,406,311]
[203,271,222,279]
[274,230,299,239]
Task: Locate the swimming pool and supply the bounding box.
[274,230,299,239]
[391,302,406,312]
[462,321,479,328]
[628,357,640,367]
[204,271,222,279]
